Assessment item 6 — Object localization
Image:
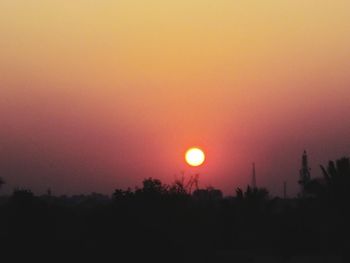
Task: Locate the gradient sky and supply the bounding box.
[1,0,350,196]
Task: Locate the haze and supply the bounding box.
[1,0,350,196]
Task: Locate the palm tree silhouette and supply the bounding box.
[320,157,350,202]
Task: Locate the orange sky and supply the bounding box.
[1,1,350,195]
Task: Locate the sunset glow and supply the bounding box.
[0,1,350,195]
[2,1,350,260]
[185,148,206,167]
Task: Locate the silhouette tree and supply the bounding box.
[193,186,223,200]
[235,185,269,201]
[138,177,168,196]
[319,158,350,262]
[168,179,187,196]
[0,177,5,190]
[132,178,170,205]
[236,187,244,200]
[10,188,36,208]
[306,157,350,201]
[113,188,133,201]
[320,157,350,196]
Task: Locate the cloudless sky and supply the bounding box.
[1,0,350,196]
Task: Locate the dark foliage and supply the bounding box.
[0,177,5,190]
[0,158,350,262]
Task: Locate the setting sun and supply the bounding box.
[185,148,206,167]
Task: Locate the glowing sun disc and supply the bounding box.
[185,148,205,167]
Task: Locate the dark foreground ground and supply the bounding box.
[0,182,349,263]
[2,158,350,262]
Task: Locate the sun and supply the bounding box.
[185,147,205,167]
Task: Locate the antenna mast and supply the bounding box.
[299,150,311,196]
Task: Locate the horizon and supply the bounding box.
[0,151,346,198]
[1,1,350,197]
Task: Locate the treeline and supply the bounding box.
[0,157,349,262]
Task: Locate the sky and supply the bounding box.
[1,0,350,196]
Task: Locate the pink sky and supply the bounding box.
[1,1,350,196]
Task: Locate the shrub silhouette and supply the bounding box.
[0,158,349,261]
[0,177,5,190]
